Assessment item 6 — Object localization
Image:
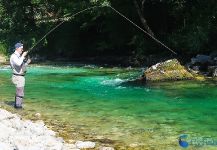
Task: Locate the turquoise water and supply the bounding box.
[0,65,217,149]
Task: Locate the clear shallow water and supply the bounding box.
[0,65,217,149]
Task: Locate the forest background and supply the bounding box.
[1,0,217,66]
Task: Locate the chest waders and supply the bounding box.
[15,85,25,108]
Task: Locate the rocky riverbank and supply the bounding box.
[0,108,114,150]
[0,54,7,64]
[138,57,217,82]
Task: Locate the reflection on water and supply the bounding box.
[0,65,217,149]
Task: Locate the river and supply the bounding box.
[0,65,217,149]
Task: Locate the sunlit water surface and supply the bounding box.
[0,65,217,149]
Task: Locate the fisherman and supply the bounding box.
[10,42,31,108]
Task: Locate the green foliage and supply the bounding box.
[0,42,7,55]
[0,0,217,62]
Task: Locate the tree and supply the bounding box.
[133,0,155,36]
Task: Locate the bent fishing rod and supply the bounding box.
[27,3,177,55]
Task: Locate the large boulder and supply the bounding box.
[144,59,193,81]
[213,68,217,77]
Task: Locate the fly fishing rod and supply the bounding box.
[27,5,103,53]
[27,3,177,55]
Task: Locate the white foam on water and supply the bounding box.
[101,78,126,86]
[116,86,126,89]
[0,68,9,71]
[145,88,151,92]
[0,66,10,71]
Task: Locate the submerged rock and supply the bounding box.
[63,143,77,149]
[144,59,193,81]
[75,141,95,149]
[99,146,115,150]
[34,112,41,119]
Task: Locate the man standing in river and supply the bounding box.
[10,42,31,108]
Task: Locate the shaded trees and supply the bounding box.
[0,0,217,63]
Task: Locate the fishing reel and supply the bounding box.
[23,56,29,63]
[23,54,31,63]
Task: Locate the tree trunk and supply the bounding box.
[133,0,155,37]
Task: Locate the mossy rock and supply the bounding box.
[144,59,194,81]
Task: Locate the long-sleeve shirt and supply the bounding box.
[10,51,27,75]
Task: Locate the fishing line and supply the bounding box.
[108,5,177,55]
[28,5,103,53]
[28,4,177,55]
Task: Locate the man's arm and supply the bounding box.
[11,54,24,66]
[13,51,29,66]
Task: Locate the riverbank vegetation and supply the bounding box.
[0,0,217,65]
